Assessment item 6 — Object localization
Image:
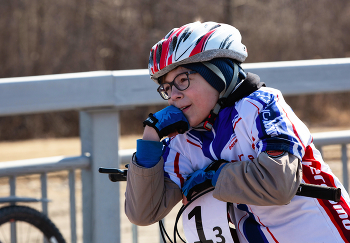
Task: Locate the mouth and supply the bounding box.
[180,105,191,111]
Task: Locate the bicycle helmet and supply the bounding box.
[149,21,247,82]
[148,21,248,130]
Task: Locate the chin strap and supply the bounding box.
[202,62,245,131]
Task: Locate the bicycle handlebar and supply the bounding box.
[98,167,127,182]
[295,183,341,202]
[98,167,341,202]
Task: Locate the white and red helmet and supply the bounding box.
[148,21,248,83]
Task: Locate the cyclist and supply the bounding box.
[125,21,350,243]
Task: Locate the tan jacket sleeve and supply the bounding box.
[213,152,302,206]
[124,156,182,226]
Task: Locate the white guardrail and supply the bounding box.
[0,58,350,243]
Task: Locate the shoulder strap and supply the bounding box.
[221,72,265,108]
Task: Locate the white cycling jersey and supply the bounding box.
[162,87,350,243]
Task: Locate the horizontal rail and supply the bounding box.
[312,130,350,146]
[1,58,350,116]
[0,130,348,176]
[120,149,135,165]
[0,155,90,177]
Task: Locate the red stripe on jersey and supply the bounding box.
[248,205,279,243]
[302,145,322,170]
[247,100,260,113]
[186,139,202,148]
[266,228,279,243]
[174,152,184,187]
[237,212,248,239]
[279,99,306,151]
[233,117,242,129]
[303,164,350,242]
[265,89,306,151]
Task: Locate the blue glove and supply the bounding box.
[182,169,215,200]
[182,159,228,201]
[143,105,190,139]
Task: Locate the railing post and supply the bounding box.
[41,173,48,215]
[80,109,121,243]
[41,173,49,243]
[132,224,138,243]
[69,170,77,243]
[9,176,16,243]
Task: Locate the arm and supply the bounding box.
[125,156,182,226]
[213,151,302,205]
[125,107,189,225]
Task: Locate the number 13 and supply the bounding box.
[188,206,226,243]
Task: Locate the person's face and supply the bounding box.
[163,66,219,127]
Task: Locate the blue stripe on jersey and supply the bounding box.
[189,129,216,161]
[211,107,237,159]
[187,132,203,145]
[161,140,173,179]
[164,172,170,179]
[237,204,269,243]
[247,90,274,108]
[162,137,171,147]
[255,93,304,158]
[162,145,171,162]
[188,130,203,143]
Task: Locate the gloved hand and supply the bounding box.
[182,169,215,201]
[143,105,190,139]
[182,159,228,201]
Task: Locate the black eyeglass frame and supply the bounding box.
[157,71,197,100]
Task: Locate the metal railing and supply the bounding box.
[1,130,349,243]
[0,57,349,242]
[0,156,90,243]
[313,130,350,192]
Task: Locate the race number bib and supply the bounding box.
[182,191,235,243]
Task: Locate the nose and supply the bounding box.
[168,86,184,106]
[170,85,183,99]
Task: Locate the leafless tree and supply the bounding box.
[0,0,350,140]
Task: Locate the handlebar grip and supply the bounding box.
[99,167,127,182]
[98,167,125,174]
[296,183,341,202]
[108,173,127,182]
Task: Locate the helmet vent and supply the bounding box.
[219,34,233,49]
[156,44,162,65]
[169,36,177,55]
[149,50,154,66]
[209,24,221,31]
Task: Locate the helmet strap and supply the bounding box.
[203,62,240,131]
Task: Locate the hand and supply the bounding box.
[143,106,190,139]
[182,159,228,201]
[182,169,216,201]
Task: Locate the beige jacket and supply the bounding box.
[125,152,301,226]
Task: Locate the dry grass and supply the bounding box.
[0,130,349,242]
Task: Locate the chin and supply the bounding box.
[188,121,196,127]
[189,121,200,127]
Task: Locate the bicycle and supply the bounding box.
[0,196,66,243]
[99,166,341,243]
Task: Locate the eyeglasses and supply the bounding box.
[157,71,197,100]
